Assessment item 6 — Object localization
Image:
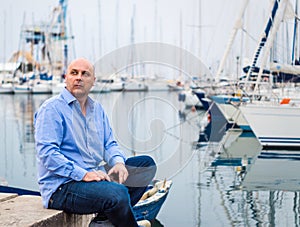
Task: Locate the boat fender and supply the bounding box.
[280,98,290,105]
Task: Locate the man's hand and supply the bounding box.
[108,163,128,184]
[82,170,111,182]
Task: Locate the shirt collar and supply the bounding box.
[61,87,77,104]
[61,87,95,109]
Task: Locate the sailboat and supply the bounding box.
[9,0,73,95]
[238,0,300,148]
[195,0,300,149]
[0,62,18,94]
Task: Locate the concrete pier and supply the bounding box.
[0,193,93,227]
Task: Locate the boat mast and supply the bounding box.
[59,0,68,75]
[215,0,249,83]
[115,0,119,48]
[2,10,6,62]
[292,0,298,65]
[179,10,183,81]
[242,0,292,95]
[46,0,68,79]
[244,0,280,84]
[129,4,136,78]
[252,0,289,93]
[98,0,102,57]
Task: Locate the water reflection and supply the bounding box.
[92,91,200,179]
[0,94,51,190]
[2,92,300,226]
[197,128,300,227]
[242,150,300,191]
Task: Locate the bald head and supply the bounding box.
[65,58,96,101]
[67,58,95,76]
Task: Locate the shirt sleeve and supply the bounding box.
[101,109,127,167]
[34,103,87,181]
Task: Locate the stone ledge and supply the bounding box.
[0,193,18,202]
[0,194,93,227]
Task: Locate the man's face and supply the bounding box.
[65,59,95,99]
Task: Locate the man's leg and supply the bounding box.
[124,155,157,206]
[48,180,138,227]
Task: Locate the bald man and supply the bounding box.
[34,58,156,227]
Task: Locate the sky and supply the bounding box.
[0,0,271,76]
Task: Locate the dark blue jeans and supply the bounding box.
[48,155,156,227]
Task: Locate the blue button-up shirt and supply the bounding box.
[34,88,126,208]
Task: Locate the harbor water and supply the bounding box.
[1,91,300,226]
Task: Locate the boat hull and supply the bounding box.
[133,180,172,221]
[240,104,300,148]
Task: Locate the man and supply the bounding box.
[34,58,156,227]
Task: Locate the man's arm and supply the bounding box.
[101,110,127,166]
[34,104,87,181]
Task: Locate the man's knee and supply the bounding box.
[109,184,130,207]
[143,155,156,167]
[142,155,157,177]
[126,155,156,168]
